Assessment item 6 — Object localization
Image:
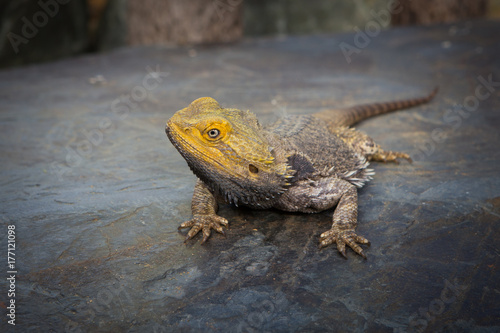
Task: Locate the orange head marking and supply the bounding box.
[166,97,290,207]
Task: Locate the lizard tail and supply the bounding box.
[314,87,438,128]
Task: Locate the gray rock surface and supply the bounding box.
[0,19,499,332]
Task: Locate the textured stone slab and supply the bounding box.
[0,19,499,332]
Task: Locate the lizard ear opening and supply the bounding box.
[249,164,259,174]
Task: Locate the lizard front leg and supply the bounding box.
[318,182,370,259]
[276,178,370,258]
[179,179,228,243]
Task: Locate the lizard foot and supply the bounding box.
[319,228,370,259]
[179,214,228,244]
[371,150,412,164]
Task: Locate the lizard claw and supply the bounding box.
[179,214,228,243]
[319,228,370,259]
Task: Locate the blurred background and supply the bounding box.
[1,0,499,69]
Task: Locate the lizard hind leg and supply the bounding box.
[370,149,412,164]
[333,127,412,164]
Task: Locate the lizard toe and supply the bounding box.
[319,228,370,259]
[184,223,202,242]
[179,219,196,229]
[319,230,336,248]
[336,239,347,259]
[179,214,229,244]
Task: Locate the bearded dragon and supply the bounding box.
[165,88,437,258]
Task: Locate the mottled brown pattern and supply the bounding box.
[166,90,437,258]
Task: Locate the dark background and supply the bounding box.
[1,0,499,68]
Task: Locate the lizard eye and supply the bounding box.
[207,128,220,139]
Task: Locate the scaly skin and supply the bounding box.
[165,89,437,258]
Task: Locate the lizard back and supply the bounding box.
[265,115,372,187]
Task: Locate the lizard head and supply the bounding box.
[166,97,292,207]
